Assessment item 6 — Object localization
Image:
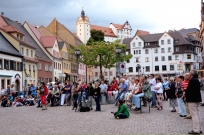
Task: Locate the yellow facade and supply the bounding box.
[60,42,71,74]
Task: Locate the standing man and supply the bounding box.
[30,84,37,99]
[186,70,202,134]
[182,73,191,119]
[100,80,108,101]
[65,81,72,106]
[163,78,169,101]
[6,85,10,95]
[149,74,156,108]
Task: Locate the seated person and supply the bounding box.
[26,96,35,106]
[131,76,152,111]
[112,100,130,119]
[50,85,60,106]
[1,95,9,107]
[8,93,14,102]
[13,97,24,107]
[124,79,136,105]
[111,81,118,99]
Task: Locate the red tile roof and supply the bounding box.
[90,25,117,37]
[111,23,124,30]
[24,56,38,63]
[3,25,24,35]
[137,30,150,35]
[25,22,42,41]
[40,36,57,48]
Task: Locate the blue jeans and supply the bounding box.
[95,96,101,111]
[37,99,41,107]
[31,94,37,99]
[101,92,108,100]
[151,91,156,107]
[115,93,125,105]
[132,93,144,108]
[82,92,87,101]
[178,98,186,116]
[78,93,82,101]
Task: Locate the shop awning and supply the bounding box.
[0,73,12,77]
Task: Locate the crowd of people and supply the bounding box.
[0,69,203,134]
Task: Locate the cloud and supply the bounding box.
[0,0,201,35]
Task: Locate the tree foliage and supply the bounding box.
[87,30,104,45]
[71,41,133,79]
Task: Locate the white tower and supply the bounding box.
[76,8,90,44]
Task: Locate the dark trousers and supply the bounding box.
[114,113,128,119]
[51,96,55,106]
[95,96,101,111]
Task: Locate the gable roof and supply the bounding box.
[1,17,51,61]
[136,30,150,36]
[3,25,24,35]
[90,24,117,37]
[168,31,194,45]
[40,36,57,48]
[123,38,133,50]
[139,33,164,42]
[0,32,23,57]
[58,42,64,49]
[179,28,199,34]
[111,23,124,30]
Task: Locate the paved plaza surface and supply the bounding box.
[1,101,204,135]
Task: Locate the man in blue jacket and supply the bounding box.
[30,84,37,99]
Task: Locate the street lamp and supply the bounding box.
[74,49,81,79]
[143,66,144,75]
[136,64,141,78]
[116,47,122,78]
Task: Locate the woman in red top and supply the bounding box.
[40,82,48,110]
[112,81,118,99]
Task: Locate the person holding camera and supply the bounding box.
[112,100,129,119]
[40,82,48,110]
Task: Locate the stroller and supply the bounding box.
[74,89,90,112]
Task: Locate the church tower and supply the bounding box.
[76,8,90,44]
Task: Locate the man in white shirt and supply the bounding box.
[124,75,130,87]
[100,81,108,101]
[149,74,156,107]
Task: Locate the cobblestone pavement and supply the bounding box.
[1,101,204,135]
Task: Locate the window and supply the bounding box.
[177,64,182,70]
[31,50,33,57]
[17,62,19,71]
[132,42,135,47]
[136,50,138,54]
[0,59,2,69]
[155,56,158,61]
[168,39,171,44]
[162,65,167,71]
[145,57,149,62]
[168,47,171,52]
[4,59,9,70]
[161,40,164,45]
[95,72,98,77]
[129,67,133,72]
[13,62,16,70]
[23,63,26,69]
[29,64,31,71]
[110,71,113,76]
[38,63,41,70]
[138,42,141,46]
[161,48,165,53]
[21,47,24,55]
[146,66,150,72]
[139,50,141,54]
[161,56,165,61]
[33,65,35,71]
[26,49,29,56]
[104,72,108,76]
[154,49,158,53]
[45,64,48,71]
[175,55,179,60]
[194,55,196,60]
[187,54,191,59]
[155,66,159,71]
[145,49,149,54]
[175,47,179,52]
[168,56,172,61]
[136,58,139,62]
[170,65,174,70]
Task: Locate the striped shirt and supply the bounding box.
[181,80,189,90]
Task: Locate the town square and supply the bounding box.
[0,0,204,134]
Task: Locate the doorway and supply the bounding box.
[15,79,20,91]
[185,64,191,72]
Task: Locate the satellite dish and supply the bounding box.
[1,12,4,16]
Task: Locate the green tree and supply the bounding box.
[87,30,104,45]
[71,41,132,80]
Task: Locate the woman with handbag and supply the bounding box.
[176,76,187,117]
[93,82,101,111]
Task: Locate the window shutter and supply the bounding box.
[20,62,23,71]
[10,60,13,70]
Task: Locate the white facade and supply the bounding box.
[0,53,23,91]
[126,33,202,77]
[92,66,117,81]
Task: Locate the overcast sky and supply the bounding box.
[0,0,201,34]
